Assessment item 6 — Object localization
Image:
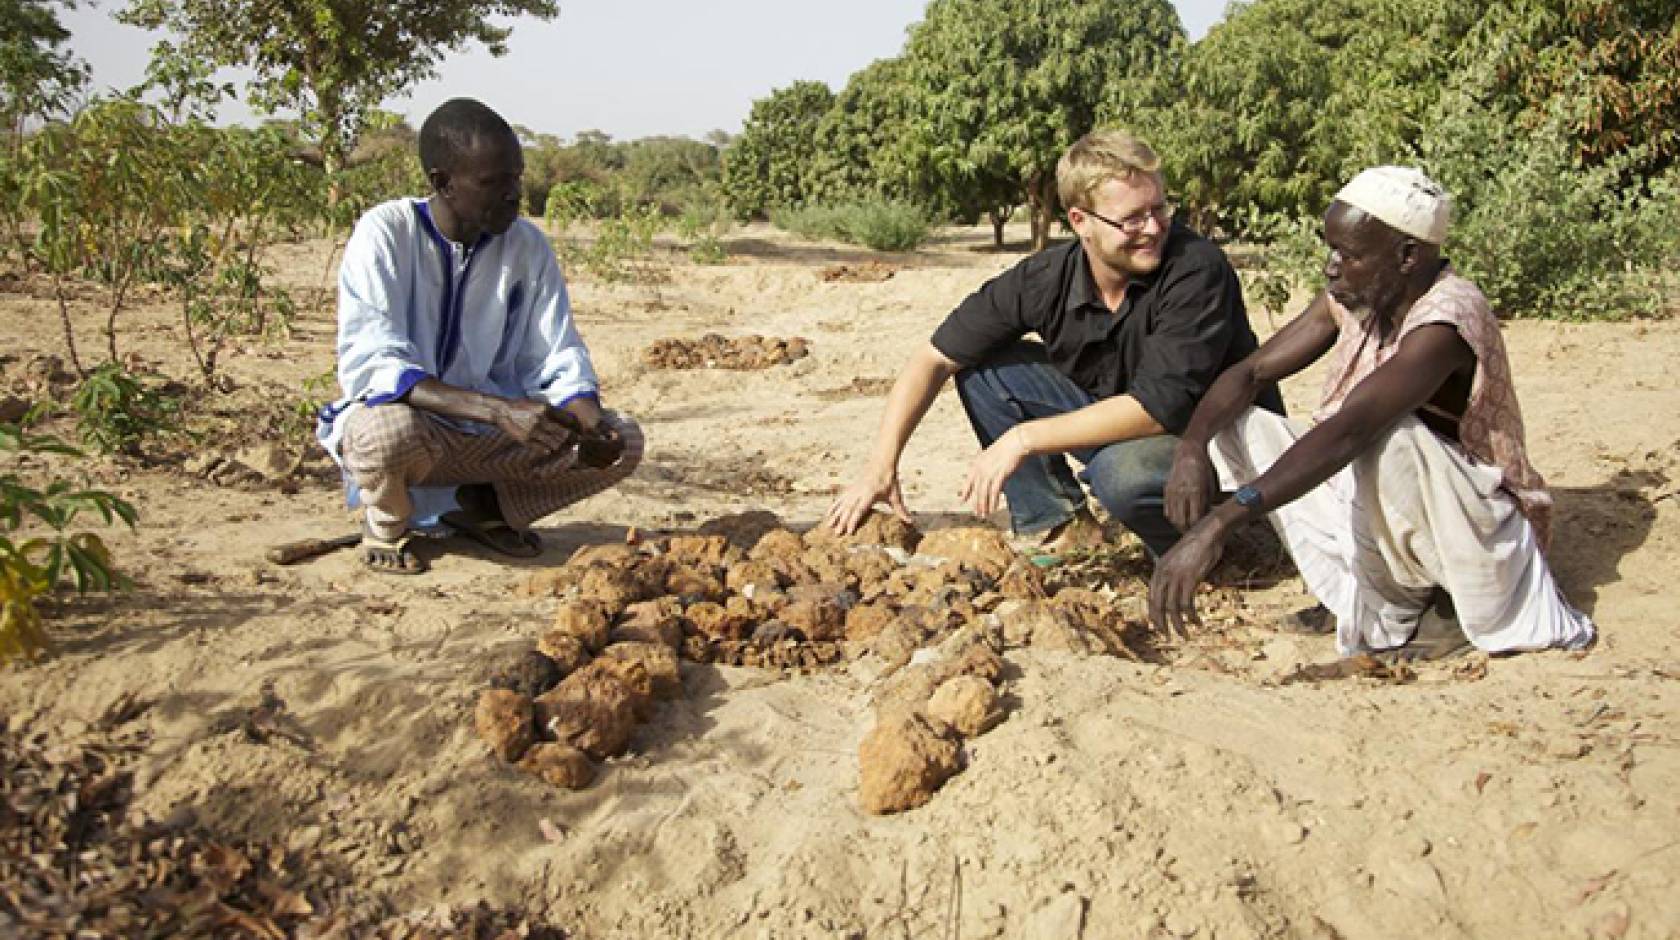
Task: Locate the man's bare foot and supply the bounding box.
[1369,591,1469,662]
[361,527,427,575]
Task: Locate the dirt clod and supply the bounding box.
[488,649,564,698]
[601,642,683,699]
[642,333,811,371]
[927,676,1003,738]
[517,742,596,790]
[858,713,962,815]
[475,690,536,763]
[533,669,642,760]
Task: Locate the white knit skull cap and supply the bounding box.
[1334,166,1451,244]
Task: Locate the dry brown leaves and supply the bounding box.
[818,261,898,283]
[0,718,566,938]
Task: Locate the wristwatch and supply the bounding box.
[1233,484,1264,513]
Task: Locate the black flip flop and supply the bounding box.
[443,513,544,558]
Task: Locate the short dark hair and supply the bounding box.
[418,98,516,174]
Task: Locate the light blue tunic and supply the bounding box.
[316,197,598,525]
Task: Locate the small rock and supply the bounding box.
[1164,908,1200,938]
[518,742,596,789]
[600,642,683,699]
[1548,739,1591,761]
[857,713,961,815]
[926,676,1003,738]
[0,396,29,425]
[488,649,563,697]
[474,690,535,762]
[537,632,592,673]
[550,599,613,653]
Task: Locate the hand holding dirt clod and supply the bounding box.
[548,405,627,468]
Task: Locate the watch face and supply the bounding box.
[1235,485,1262,509]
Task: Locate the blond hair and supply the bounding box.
[1056,130,1162,212]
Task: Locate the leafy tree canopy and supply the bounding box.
[720,80,834,220]
[901,0,1184,249]
[120,0,559,195]
[0,0,88,135]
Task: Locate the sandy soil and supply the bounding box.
[2,221,1677,939]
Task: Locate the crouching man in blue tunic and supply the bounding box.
[317,98,642,574]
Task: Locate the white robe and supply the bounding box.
[1211,407,1596,656]
[316,197,597,523]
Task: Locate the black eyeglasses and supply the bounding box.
[1080,201,1176,235]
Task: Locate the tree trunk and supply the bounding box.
[53,277,87,380]
[323,139,345,214]
[1027,171,1056,253]
[987,206,1013,248]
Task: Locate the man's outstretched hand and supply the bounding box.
[1147,518,1226,638]
[825,472,912,536]
[957,428,1028,519]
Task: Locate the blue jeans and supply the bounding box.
[954,341,1181,557]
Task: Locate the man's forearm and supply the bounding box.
[867,347,956,474]
[1177,363,1262,451]
[1015,394,1163,455]
[404,378,509,426]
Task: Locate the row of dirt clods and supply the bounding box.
[476,512,1147,811]
[640,333,810,371]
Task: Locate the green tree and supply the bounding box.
[805,58,918,206]
[1457,0,1680,174]
[720,80,834,219]
[901,0,1184,251]
[621,135,720,211]
[19,98,194,375]
[119,0,559,205]
[1120,0,1476,234]
[0,0,87,145]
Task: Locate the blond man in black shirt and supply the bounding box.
[826,131,1279,557]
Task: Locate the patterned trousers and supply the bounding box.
[339,403,643,537]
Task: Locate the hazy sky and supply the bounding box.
[62,0,1230,141]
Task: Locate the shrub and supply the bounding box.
[1244,210,1327,320]
[1424,95,1680,320]
[676,200,732,265]
[771,200,932,251]
[70,363,181,455]
[1,422,137,662]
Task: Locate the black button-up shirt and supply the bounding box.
[929,225,1283,434]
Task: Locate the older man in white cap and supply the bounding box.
[1146,166,1595,659]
